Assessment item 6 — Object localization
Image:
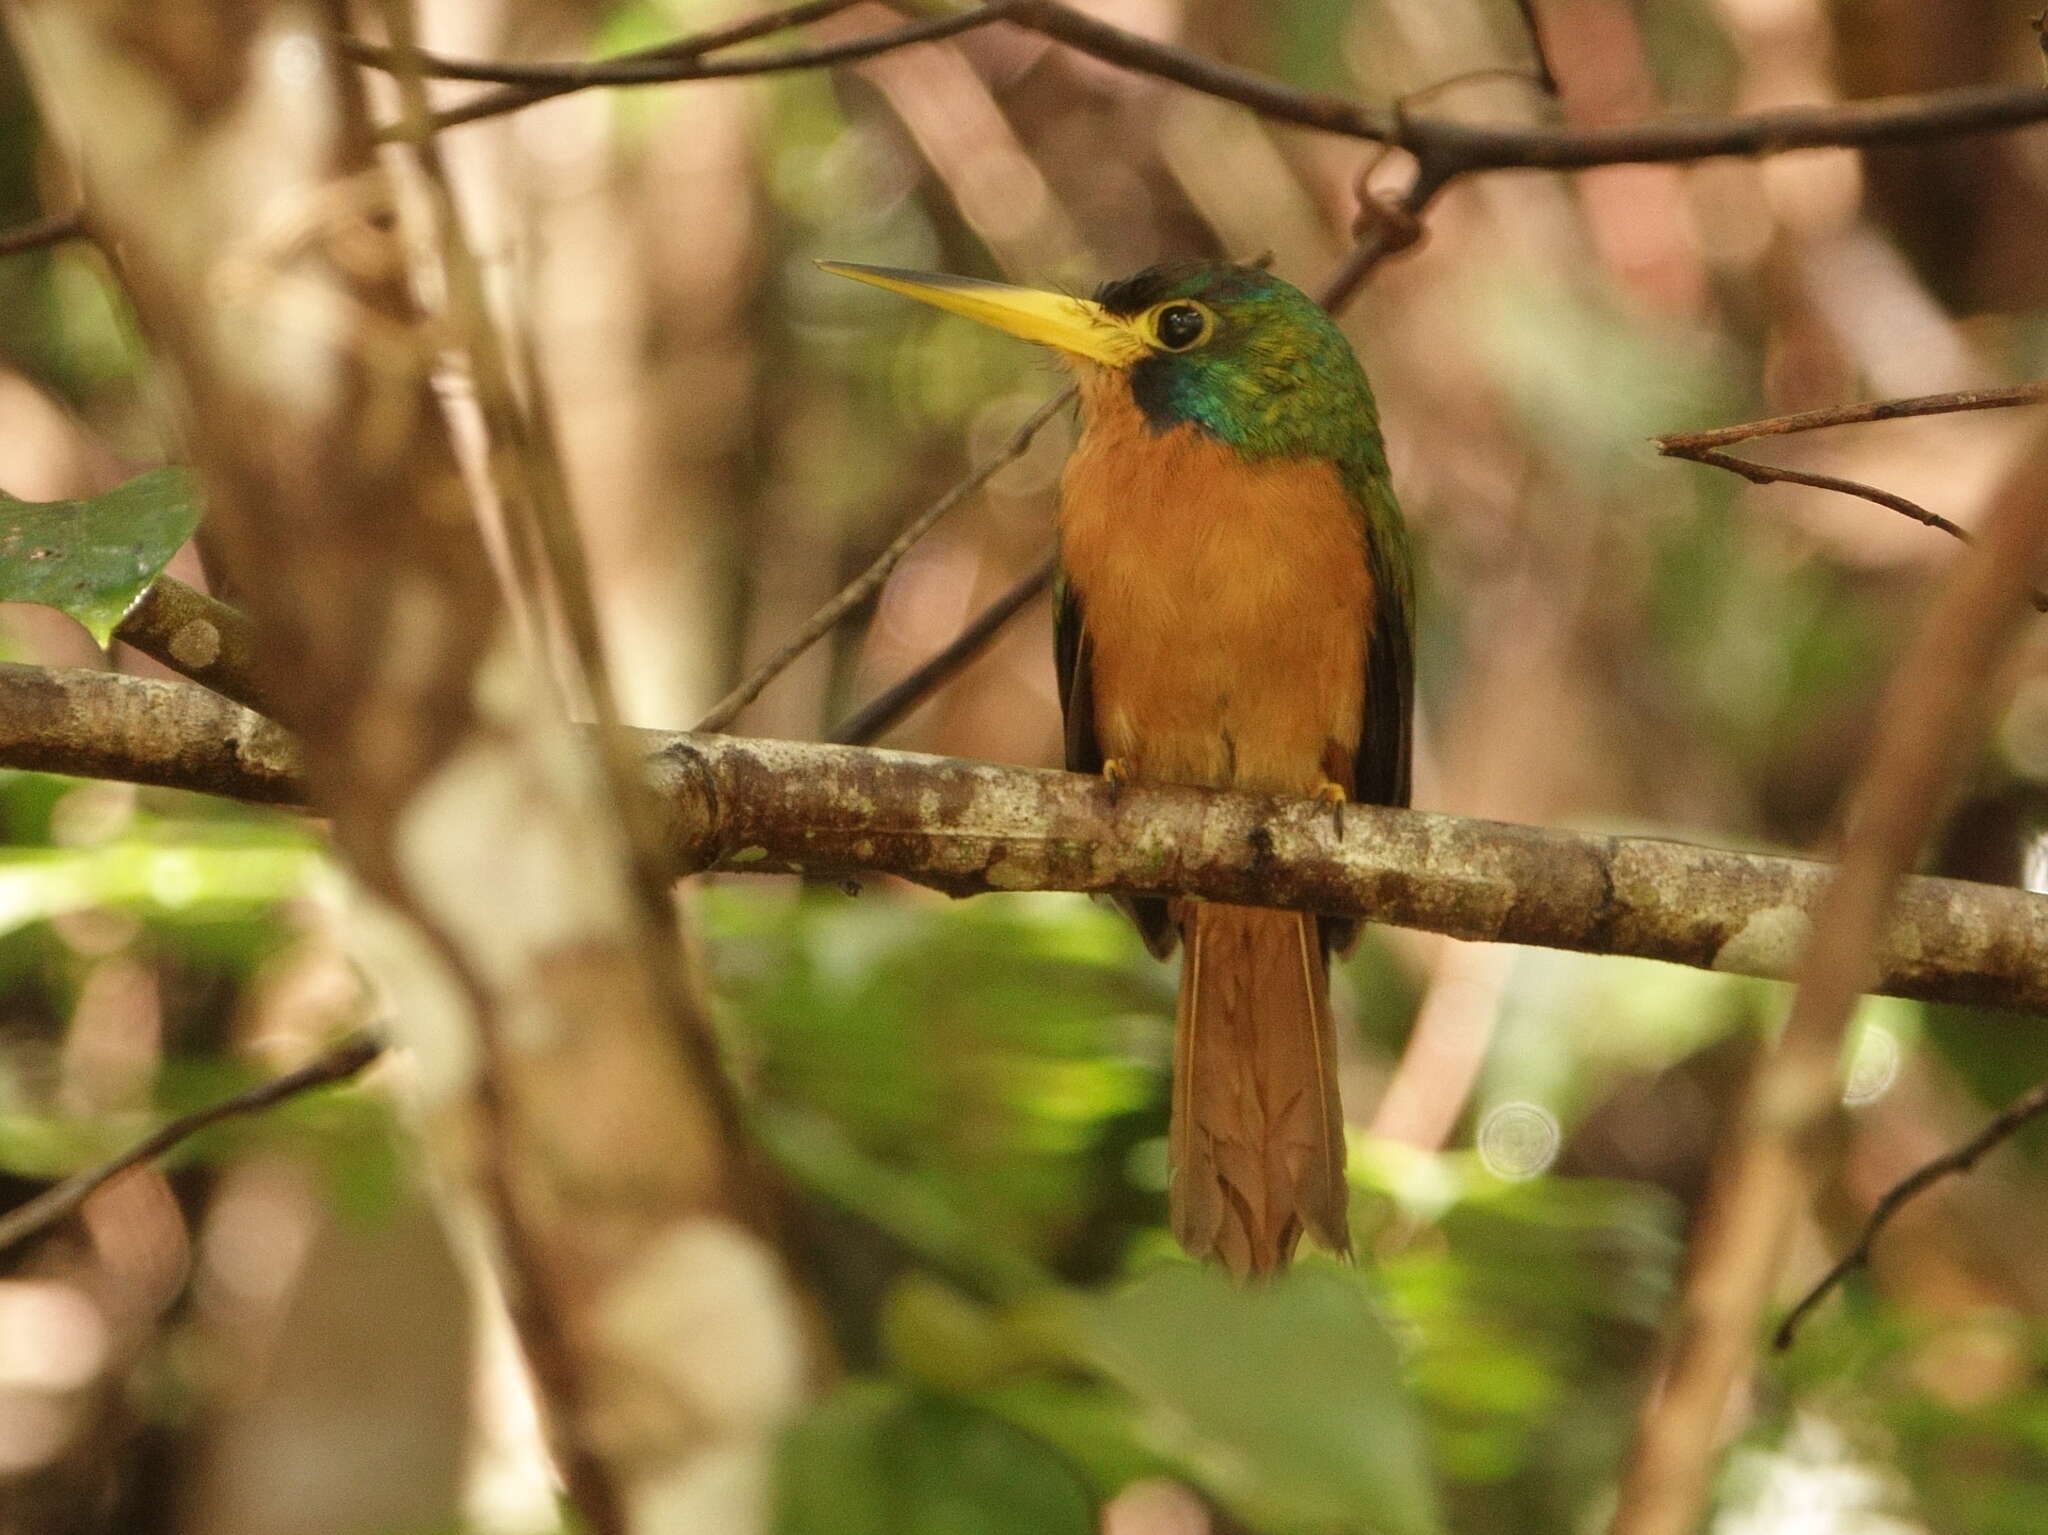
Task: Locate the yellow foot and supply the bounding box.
[1102,758,1134,803]
[1313,780,1348,838]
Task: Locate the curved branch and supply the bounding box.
[10,662,2048,1017]
[1775,1075,2048,1350]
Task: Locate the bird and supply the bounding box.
[820,257,1414,1277]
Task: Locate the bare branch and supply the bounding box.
[1512,0,1559,97]
[0,1035,384,1260]
[351,2,1009,87]
[1611,416,2048,1535]
[693,388,1073,733]
[1775,1076,2048,1350]
[1657,386,2048,612]
[355,0,2048,182]
[830,552,1055,744]
[361,2,1020,135]
[1656,382,2048,452]
[12,662,2048,1019]
[0,209,86,258]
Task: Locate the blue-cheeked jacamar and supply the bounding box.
[823,258,1415,1277]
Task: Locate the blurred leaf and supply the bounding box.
[776,1379,1093,1535]
[710,889,1163,1268]
[0,840,322,938]
[0,466,200,644]
[1076,1262,1443,1535]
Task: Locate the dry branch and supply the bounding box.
[1774,1075,2048,1349]
[0,1034,385,1258]
[1657,385,2048,612]
[695,389,1072,733]
[350,0,2048,178]
[830,552,1056,744]
[345,0,860,133]
[1656,383,2048,452]
[10,662,2048,1018]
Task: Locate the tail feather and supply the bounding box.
[1170,901,1349,1278]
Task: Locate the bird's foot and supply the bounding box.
[1313,780,1348,839]
[1102,758,1134,803]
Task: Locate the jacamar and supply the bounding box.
[822,258,1415,1277]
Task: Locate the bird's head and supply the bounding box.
[819,258,1377,463]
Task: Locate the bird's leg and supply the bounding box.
[1102,757,1134,802]
[1315,745,1351,839]
[1313,780,1347,839]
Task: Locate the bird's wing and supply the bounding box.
[1056,571,1177,959]
[1324,483,1413,958]
[1352,521,1413,811]
[1053,570,1101,776]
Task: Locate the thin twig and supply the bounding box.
[1774,1077,2048,1350]
[1657,385,2048,612]
[1656,382,2048,452]
[350,2,1001,86]
[0,209,86,258]
[830,552,1056,744]
[1512,0,1559,97]
[1669,446,1974,541]
[363,3,1017,136]
[693,388,1073,733]
[342,0,855,131]
[0,1034,385,1259]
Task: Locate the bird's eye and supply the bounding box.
[1152,302,1211,352]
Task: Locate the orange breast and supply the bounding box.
[1058,381,1372,796]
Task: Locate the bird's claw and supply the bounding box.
[1314,780,1347,839]
[1102,758,1133,803]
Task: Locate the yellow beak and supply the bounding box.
[818,261,1146,367]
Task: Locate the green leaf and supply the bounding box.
[776,1379,1093,1535]
[1077,1262,1443,1535]
[0,467,203,645]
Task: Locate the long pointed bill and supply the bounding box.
[818,261,1146,367]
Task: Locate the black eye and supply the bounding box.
[1154,303,1207,351]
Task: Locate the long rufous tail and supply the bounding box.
[1169,901,1350,1278]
